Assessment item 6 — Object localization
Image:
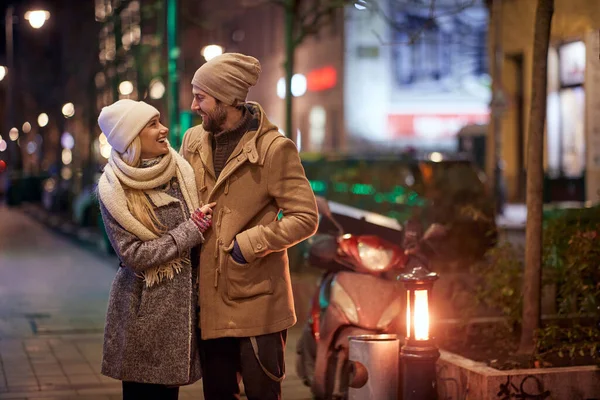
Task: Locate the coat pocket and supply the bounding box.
[226,255,273,300]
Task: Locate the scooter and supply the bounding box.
[295,197,409,400]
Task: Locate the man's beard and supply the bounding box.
[202,103,227,133]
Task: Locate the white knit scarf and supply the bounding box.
[98,147,200,287]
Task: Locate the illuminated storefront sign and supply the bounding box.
[388,113,489,138]
[307,66,337,92]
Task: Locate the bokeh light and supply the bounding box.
[22,122,32,134]
[9,128,19,141]
[202,45,224,62]
[25,10,50,29]
[62,103,75,118]
[100,142,112,159]
[61,132,74,149]
[149,78,165,99]
[38,113,49,127]
[62,148,72,165]
[26,141,37,155]
[61,166,73,180]
[119,80,134,95]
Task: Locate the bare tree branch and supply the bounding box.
[371,0,479,46]
[294,0,351,45]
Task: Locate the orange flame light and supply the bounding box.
[406,289,429,340]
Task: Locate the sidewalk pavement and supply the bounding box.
[0,331,310,400]
[0,205,315,399]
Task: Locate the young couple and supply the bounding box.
[96,53,318,400]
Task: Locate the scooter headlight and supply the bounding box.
[357,242,394,272]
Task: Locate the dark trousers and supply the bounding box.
[199,330,287,400]
[122,381,179,400]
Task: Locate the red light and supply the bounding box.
[0,160,6,173]
[307,66,337,92]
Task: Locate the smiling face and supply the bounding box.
[191,86,228,133]
[139,116,169,159]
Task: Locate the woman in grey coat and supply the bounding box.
[96,99,214,399]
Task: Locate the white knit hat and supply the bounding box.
[98,99,160,153]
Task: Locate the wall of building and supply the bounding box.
[345,0,491,153]
[490,0,600,203]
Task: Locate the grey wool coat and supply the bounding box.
[99,177,203,385]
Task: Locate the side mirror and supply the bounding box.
[315,196,344,236]
[316,196,333,219]
[422,223,448,241]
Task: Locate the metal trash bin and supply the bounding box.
[348,334,400,400]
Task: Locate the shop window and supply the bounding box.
[547,41,586,178]
[390,5,488,87]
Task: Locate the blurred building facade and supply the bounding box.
[0,0,99,209]
[345,1,491,152]
[489,0,600,204]
[91,0,491,157]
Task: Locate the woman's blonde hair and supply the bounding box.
[121,137,166,235]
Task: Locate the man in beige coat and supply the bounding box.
[180,53,318,400]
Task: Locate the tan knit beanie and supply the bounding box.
[191,53,261,106]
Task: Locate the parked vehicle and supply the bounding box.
[296,196,448,399]
[301,153,496,272]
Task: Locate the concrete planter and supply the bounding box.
[436,350,600,399]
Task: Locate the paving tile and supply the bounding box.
[0,356,29,367]
[88,363,102,375]
[4,370,35,381]
[1,361,31,371]
[3,368,34,378]
[31,363,64,378]
[23,341,50,353]
[5,385,39,393]
[66,374,100,386]
[50,353,83,364]
[27,354,56,364]
[37,375,70,391]
[60,363,94,376]
[5,376,38,388]
[95,375,118,386]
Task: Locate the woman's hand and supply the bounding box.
[199,202,217,215]
[190,202,216,234]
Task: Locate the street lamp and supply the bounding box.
[24,10,50,29]
[400,265,440,400]
[0,66,6,82]
[4,5,50,171]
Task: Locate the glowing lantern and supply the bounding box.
[400,265,439,399]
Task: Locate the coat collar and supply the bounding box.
[185,102,279,170]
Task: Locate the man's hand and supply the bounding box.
[231,240,247,264]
